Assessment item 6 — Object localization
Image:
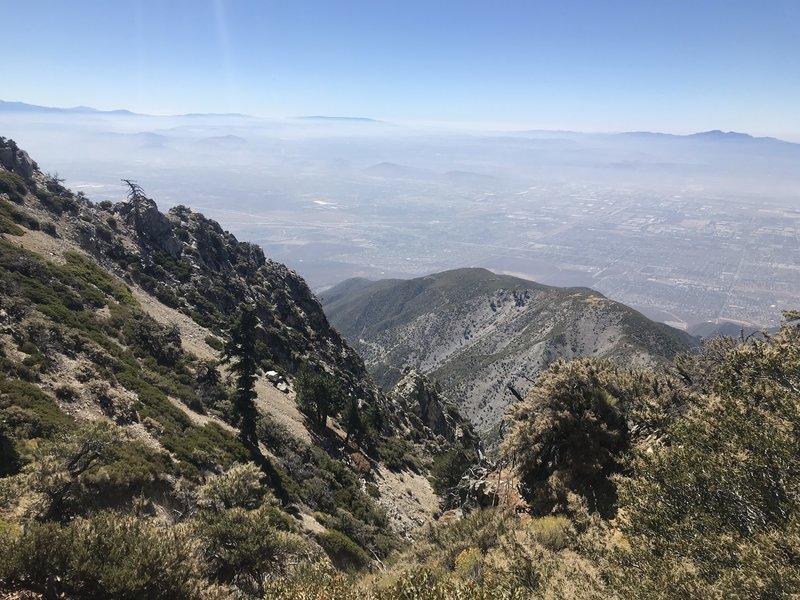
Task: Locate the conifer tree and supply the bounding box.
[342,396,363,445]
[222,305,259,444]
[295,363,344,429]
[220,307,292,504]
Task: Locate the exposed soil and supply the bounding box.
[374,465,439,538]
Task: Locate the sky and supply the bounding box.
[3,0,799,137]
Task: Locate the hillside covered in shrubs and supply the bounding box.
[0,137,798,598]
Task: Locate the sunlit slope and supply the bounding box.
[322,268,696,432]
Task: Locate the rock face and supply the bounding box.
[114,196,182,258]
[90,199,382,409]
[389,369,479,450]
[0,138,37,179]
[322,269,697,434]
[0,136,387,417]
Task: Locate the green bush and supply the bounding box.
[12,422,176,520]
[0,170,28,199]
[318,529,371,571]
[378,435,420,472]
[0,512,205,599]
[0,198,37,234]
[430,450,472,496]
[204,334,224,352]
[197,463,267,511]
[62,251,137,306]
[295,364,345,428]
[0,424,21,476]
[194,505,307,596]
[0,209,23,235]
[161,422,249,475]
[502,359,631,517]
[0,375,74,440]
[612,317,800,598]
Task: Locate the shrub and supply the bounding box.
[204,335,224,352]
[194,506,308,596]
[0,375,74,440]
[430,450,472,496]
[453,547,483,582]
[10,422,176,521]
[0,512,205,599]
[611,317,800,598]
[41,221,58,236]
[0,170,28,199]
[378,435,420,472]
[317,529,371,571]
[54,384,79,402]
[0,200,25,235]
[0,424,21,476]
[197,463,267,511]
[63,251,137,306]
[502,359,630,517]
[295,364,345,428]
[123,312,182,366]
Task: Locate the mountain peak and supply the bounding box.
[296,115,383,123]
[691,129,754,140]
[322,268,695,436]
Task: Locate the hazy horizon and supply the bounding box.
[3,98,800,142]
[2,105,797,331]
[2,1,798,330]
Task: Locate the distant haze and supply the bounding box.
[1,102,798,329]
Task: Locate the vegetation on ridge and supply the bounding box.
[0,137,798,598]
[321,269,696,439]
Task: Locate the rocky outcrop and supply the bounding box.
[114,196,181,258]
[0,137,37,179]
[390,369,479,451]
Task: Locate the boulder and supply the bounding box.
[114,195,182,258]
[0,140,37,179]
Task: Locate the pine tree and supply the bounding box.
[295,363,344,429]
[220,306,291,505]
[222,305,259,444]
[342,396,363,445]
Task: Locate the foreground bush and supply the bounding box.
[194,464,311,597]
[0,512,207,599]
[502,360,630,517]
[612,315,800,598]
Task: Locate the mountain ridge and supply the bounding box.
[0,135,479,570]
[0,100,251,119]
[322,268,696,435]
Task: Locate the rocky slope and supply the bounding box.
[389,369,479,451]
[322,268,697,434]
[0,136,478,577]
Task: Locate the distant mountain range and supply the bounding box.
[295,115,384,123]
[0,100,250,119]
[620,129,798,146]
[0,100,137,115]
[0,100,385,123]
[364,162,433,179]
[5,101,792,146]
[513,127,798,147]
[321,268,697,437]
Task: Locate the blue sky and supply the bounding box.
[4,0,799,136]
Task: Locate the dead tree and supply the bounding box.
[121,178,147,201]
